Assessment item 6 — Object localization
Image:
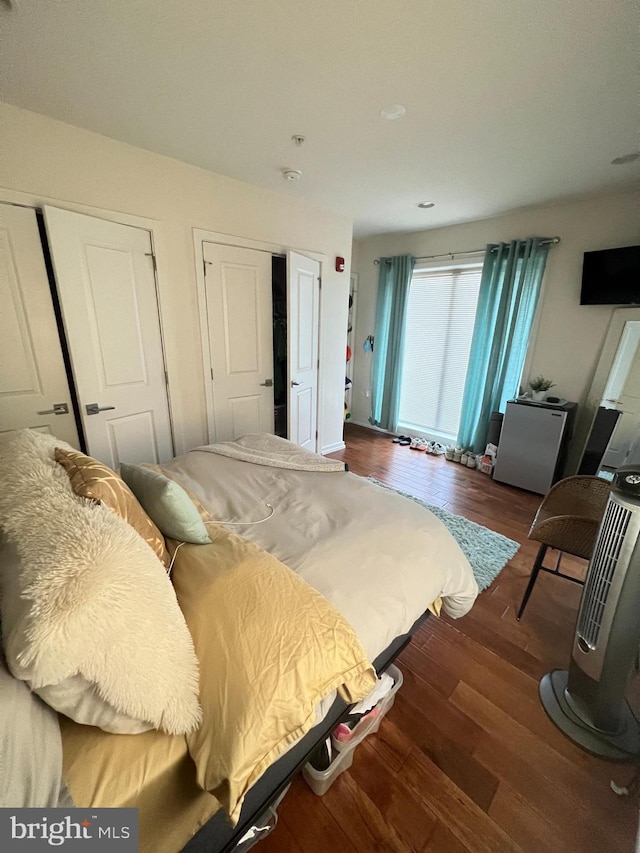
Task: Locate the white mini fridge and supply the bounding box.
[493,401,576,494]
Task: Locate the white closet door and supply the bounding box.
[287,251,320,452]
[0,203,79,446]
[203,243,275,441]
[43,207,173,467]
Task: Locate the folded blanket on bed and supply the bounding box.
[196,433,346,472]
[170,525,376,824]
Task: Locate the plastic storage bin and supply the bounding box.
[302,663,403,796]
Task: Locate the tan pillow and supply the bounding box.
[54,448,170,568]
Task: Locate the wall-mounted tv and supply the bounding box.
[580,244,640,305]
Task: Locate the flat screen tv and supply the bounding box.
[580,245,640,305]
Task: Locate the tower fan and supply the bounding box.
[540,466,640,759]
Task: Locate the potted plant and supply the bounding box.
[529,375,555,402]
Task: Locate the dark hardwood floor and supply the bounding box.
[260,423,639,852]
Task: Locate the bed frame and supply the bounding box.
[182,613,427,852]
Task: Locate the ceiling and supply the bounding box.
[1,1,638,238]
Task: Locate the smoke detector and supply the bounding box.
[283,169,302,182]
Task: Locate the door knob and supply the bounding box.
[37,402,69,415]
[291,381,301,387]
[260,379,273,387]
[85,403,116,415]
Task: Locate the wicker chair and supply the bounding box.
[516,475,611,620]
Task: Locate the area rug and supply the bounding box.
[367,478,519,591]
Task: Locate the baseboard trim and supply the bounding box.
[321,440,346,454]
[348,419,393,435]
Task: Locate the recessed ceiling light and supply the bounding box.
[611,151,640,165]
[417,201,435,209]
[380,104,406,121]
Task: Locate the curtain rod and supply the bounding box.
[373,236,560,265]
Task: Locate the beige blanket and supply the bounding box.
[61,718,218,853]
[61,522,376,843]
[196,433,346,472]
[162,451,478,662]
[170,528,376,824]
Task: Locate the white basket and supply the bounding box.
[477,456,493,475]
[302,663,403,796]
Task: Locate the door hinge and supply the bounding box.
[164,370,169,386]
[145,252,157,274]
[210,367,214,380]
[318,277,322,289]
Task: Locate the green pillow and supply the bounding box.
[120,464,211,545]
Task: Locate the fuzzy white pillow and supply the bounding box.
[0,430,201,736]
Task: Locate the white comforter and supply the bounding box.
[162,450,478,661]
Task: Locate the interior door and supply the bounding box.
[618,345,640,415]
[43,207,173,467]
[599,321,640,469]
[287,251,320,451]
[0,203,80,446]
[203,243,274,441]
[602,321,640,411]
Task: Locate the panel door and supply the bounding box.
[287,252,320,451]
[602,320,640,412]
[601,412,640,469]
[43,207,173,467]
[618,348,640,416]
[0,203,79,446]
[203,243,274,441]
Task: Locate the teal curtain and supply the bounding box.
[457,238,551,453]
[370,255,415,432]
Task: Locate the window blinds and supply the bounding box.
[398,265,482,440]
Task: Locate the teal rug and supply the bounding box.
[367,478,519,591]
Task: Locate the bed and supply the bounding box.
[0,430,477,853]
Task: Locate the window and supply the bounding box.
[398,262,482,442]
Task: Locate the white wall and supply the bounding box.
[351,189,640,469]
[0,102,353,454]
